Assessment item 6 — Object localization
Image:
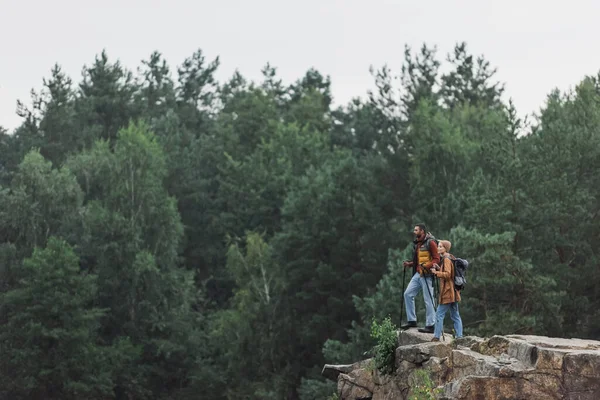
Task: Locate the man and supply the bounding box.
[401,223,440,333]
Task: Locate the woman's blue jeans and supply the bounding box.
[434,302,463,339]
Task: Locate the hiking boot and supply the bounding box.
[418,325,434,333]
[400,321,417,330]
[431,337,439,342]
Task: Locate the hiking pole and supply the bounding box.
[425,272,444,341]
[425,274,437,313]
[400,266,407,328]
[433,271,447,342]
[435,276,445,342]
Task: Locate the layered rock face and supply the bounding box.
[322,330,600,399]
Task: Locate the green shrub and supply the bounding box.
[370,316,397,375]
[409,369,442,400]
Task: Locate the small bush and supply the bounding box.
[370,316,397,375]
[409,369,442,400]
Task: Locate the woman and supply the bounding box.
[430,240,463,341]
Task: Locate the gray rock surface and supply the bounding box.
[323,330,600,399]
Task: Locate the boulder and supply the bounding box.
[323,359,372,381]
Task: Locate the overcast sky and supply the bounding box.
[2,0,600,132]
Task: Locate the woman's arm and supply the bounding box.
[434,257,453,280]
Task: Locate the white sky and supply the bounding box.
[2,0,600,132]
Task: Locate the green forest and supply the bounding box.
[0,42,599,399]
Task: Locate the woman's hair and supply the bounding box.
[439,240,452,252]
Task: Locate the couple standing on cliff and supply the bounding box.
[400,224,463,341]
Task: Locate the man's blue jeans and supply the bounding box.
[434,302,463,339]
[403,272,436,326]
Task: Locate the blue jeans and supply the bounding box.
[404,272,436,326]
[434,302,463,339]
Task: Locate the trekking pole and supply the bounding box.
[400,266,407,328]
[425,274,437,313]
[434,273,447,342]
[436,276,445,342]
[425,273,445,341]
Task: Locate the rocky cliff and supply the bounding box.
[322,330,600,399]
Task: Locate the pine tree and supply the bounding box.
[0,237,114,400]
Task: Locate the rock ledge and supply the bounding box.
[322,330,600,399]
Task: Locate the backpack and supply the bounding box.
[451,258,469,291]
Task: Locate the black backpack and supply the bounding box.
[451,257,469,291]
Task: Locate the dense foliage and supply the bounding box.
[1,42,599,399]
